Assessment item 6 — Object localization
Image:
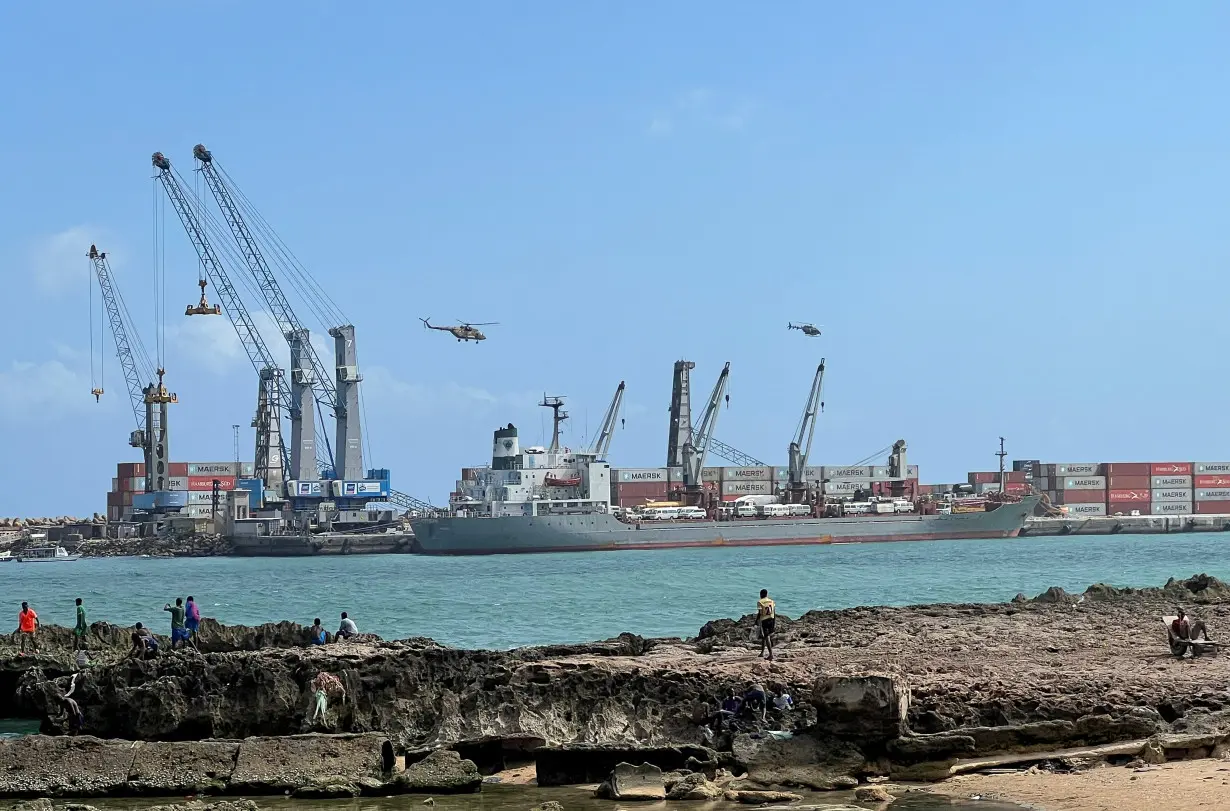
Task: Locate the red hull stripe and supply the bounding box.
[418,528,1022,555]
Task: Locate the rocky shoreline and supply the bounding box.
[3,574,1230,802]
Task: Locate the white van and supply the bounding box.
[757,503,790,518]
[892,499,914,514]
[787,503,812,516]
[735,503,758,518]
[680,506,707,520]
[845,502,872,516]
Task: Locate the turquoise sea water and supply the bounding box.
[1,532,1227,649]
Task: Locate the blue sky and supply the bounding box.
[2,2,1229,516]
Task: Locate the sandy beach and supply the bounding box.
[931,758,1230,810]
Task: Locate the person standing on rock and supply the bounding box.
[336,612,358,641]
[164,598,189,651]
[756,589,776,660]
[16,601,38,655]
[73,598,87,651]
[185,596,201,645]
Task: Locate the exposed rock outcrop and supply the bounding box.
[594,763,665,801]
[393,750,481,794]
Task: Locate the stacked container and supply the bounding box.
[1194,463,1230,514]
[105,459,256,521]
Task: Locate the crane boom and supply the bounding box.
[787,360,825,489]
[682,362,730,488]
[192,145,338,471]
[587,381,625,459]
[705,437,766,467]
[152,152,294,482]
[88,245,151,435]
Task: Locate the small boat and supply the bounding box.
[16,546,81,563]
[544,475,582,487]
[0,551,13,563]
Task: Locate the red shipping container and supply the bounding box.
[968,472,997,485]
[1108,501,1149,515]
[968,471,1025,485]
[169,462,189,476]
[1063,490,1106,504]
[1194,501,1230,515]
[188,476,236,491]
[1195,475,1230,488]
[1151,462,1193,476]
[117,462,146,478]
[1104,462,1150,476]
[1108,489,1150,502]
[1107,475,1151,489]
[1004,482,1031,495]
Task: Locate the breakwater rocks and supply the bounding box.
[4,574,1230,799]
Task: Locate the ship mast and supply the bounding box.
[540,394,568,453]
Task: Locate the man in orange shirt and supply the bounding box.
[17,601,39,654]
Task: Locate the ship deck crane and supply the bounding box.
[680,362,730,502]
[152,152,294,486]
[192,144,355,480]
[586,381,625,459]
[786,360,825,499]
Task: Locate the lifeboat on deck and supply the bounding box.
[545,474,582,487]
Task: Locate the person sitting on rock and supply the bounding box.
[128,623,158,659]
[336,612,358,640]
[742,683,769,722]
[1170,608,1212,656]
[309,618,328,645]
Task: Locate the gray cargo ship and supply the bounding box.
[410,422,1038,556]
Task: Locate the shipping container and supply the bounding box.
[1107,475,1151,489]
[802,466,824,481]
[1196,474,1230,488]
[1004,482,1031,495]
[1033,477,1053,492]
[1012,459,1040,473]
[701,467,723,482]
[117,462,146,478]
[722,466,773,481]
[825,466,874,480]
[1150,462,1192,476]
[613,481,670,497]
[1056,463,1102,476]
[1194,501,1230,515]
[186,490,233,505]
[188,462,245,476]
[460,468,480,481]
[968,472,998,485]
[1151,475,1192,489]
[1195,462,1230,474]
[107,506,122,522]
[823,480,872,495]
[1152,501,1193,515]
[184,505,218,519]
[167,477,188,491]
[133,491,189,510]
[1062,489,1106,504]
[1195,489,1230,501]
[613,468,670,483]
[117,476,144,492]
[1108,502,1149,515]
[1065,503,1106,517]
[1151,488,1193,503]
[721,480,773,496]
[1108,489,1150,502]
[169,462,189,477]
[872,466,891,479]
[188,476,237,491]
[906,465,919,479]
[1062,476,1106,491]
[1104,462,1150,476]
[773,467,790,481]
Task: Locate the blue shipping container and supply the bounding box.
[236,478,264,509]
[133,491,189,510]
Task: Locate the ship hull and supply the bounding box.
[410,498,1039,556]
[228,533,414,556]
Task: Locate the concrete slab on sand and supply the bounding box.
[0,736,135,796]
[228,732,393,792]
[127,740,240,794]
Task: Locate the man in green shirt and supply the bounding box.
[73,598,87,650]
[164,598,189,650]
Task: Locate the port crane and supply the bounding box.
[87,245,177,493]
[153,151,295,489]
[586,381,625,460]
[190,144,365,481]
[679,363,731,503]
[786,360,825,500]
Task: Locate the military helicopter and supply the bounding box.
[788,322,821,337]
[421,318,498,343]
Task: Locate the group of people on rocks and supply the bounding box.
[12,598,361,660]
